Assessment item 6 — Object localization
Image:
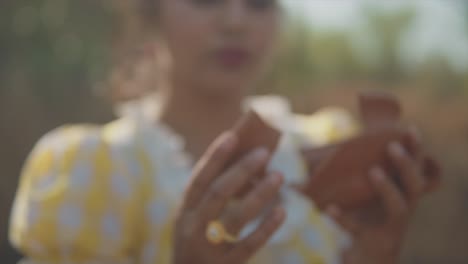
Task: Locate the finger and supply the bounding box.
[224,172,284,234]
[326,204,361,235]
[184,131,237,210]
[406,126,441,194]
[370,167,409,223]
[405,125,424,161]
[198,148,270,222]
[228,206,285,261]
[388,141,424,203]
[422,156,442,193]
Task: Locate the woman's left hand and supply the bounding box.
[326,127,426,264]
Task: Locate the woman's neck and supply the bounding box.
[157,86,244,161]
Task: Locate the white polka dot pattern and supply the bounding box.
[10,99,355,263]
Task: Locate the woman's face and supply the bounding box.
[158,0,280,98]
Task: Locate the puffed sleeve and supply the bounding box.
[294,107,361,146]
[9,125,146,264]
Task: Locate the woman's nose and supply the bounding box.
[221,0,248,33]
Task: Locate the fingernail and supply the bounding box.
[389,141,405,156]
[370,167,386,182]
[252,147,269,161]
[220,131,236,150]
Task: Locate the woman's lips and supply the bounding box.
[215,47,251,69]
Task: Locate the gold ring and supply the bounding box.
[206,220,238,245]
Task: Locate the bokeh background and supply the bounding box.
[1,1,467,263]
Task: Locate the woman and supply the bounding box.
[10,0,428,263]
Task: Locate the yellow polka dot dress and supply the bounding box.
[10,96,359,264]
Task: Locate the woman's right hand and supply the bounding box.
[173,132,286,264]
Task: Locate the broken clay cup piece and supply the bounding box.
[358,90,402,129]
[230,110,282,196]
[302,126,408,210]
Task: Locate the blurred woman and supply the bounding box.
[10,0,428,263]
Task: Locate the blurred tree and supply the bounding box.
[308,31,363,81]
[417,54,465,97]
[1,0,118,104]
[260,16,316,94]
[260,16,364,95]
[1,2,118,261]
[261,4,421,94]
[362,4,416,83]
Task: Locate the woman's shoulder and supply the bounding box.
[21,124,104,182]
[33,124,101,154]
[10,121,154,261]
[32,119,142,158]
[21,119,149,189]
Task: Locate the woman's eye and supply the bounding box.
[189,0,276,11]
[247,0,276,11]
[190,0,222,7]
